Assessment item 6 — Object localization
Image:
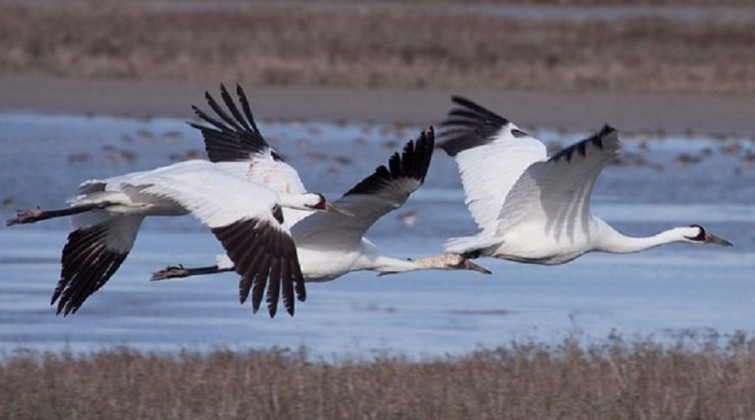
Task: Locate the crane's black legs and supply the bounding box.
[6,202,115,226]
[151,264,234,281]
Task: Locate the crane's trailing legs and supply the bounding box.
[7,202,115,226]
[152,264,234,281]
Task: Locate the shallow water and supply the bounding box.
[0,113,753,359]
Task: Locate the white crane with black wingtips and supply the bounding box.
[7,160,339,317]
[436,95,732,265]
[152,85,491,283]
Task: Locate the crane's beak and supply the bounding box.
[463,259,492,275]
[705,232,732,247]
[325,202,354,217]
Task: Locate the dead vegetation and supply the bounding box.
[1,334,754,419]
[1,2,754,94]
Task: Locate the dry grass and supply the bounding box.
[2,334,755,419]
[1,2,754,94]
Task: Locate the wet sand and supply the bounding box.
[1,76,754,135]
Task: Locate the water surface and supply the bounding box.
[1,113,752,359]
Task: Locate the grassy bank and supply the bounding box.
[1,2,753,94]
[2,335,754,419]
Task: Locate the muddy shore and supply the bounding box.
[1,77,754,135]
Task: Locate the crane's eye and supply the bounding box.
[511,128,529,138]
[685,224,706,241]
[306,193,328,210]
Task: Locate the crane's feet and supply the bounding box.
[6,208,43,226]
[151,265,189,281]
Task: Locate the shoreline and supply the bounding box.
[2,76,754,135]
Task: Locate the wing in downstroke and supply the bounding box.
[292,129,435,248]
[496,125,621,243]
[53,213,143,316]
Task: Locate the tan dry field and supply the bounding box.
[2,336,755,419]
[2,2,754,94]
[2,2,755,419]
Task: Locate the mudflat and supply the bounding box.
[1,76,754,135]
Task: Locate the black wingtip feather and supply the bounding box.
[449,96,509,127]
[190,85,276,163]
[250,255,271,312]
[212,218,304,318]
[438,96,511,157]
[343,127,435,197]
[220,83,253,133]
[549,124,621,163]
[236,83,262,135]
[52,224,130,316]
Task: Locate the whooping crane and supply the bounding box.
[6,160,340,317]
[152,85,491,283]
[436,95,732,265]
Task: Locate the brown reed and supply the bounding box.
[1,2,754,94]
[1,334,754,419]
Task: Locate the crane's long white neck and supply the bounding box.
[365,254,457,275]
[594,224,693,254]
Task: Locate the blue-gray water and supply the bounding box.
[1,113,753,359]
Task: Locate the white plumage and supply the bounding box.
[437,96,732,264]
[6,160,332,317]
[152,85,490,283]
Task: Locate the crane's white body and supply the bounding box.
[285,240,395,282]
[213,237,429,283]
[76,160,283,220]
[443,125,615,265]
[438,96,731,264]
[163,85,489,282]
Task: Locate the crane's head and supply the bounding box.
[683,224,732,247]
[300,193,328,210]
[301,193,354,216]
[441,253,492,274]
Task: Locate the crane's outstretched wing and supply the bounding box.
[497,126,621,241]
[51,187,143,316]
[191,84,309,224]
[292,128,435,248]
[128,161,305,317]
[191,83,279,163]
[437,96,547,233]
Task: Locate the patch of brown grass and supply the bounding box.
[2,334,755,419]
[0,3,754,94]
